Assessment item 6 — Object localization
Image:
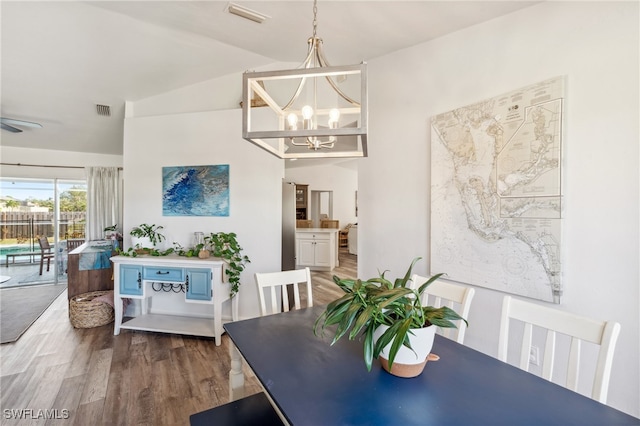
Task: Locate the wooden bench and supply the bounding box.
[190,392,283,426]
[5,252,43,267]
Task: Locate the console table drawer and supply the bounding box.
[143,266,184,282]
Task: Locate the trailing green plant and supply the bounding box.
[173,232,250,298]
[314,257,467,372]
[172,242,203,258]
[130,223,166,246]
[116,247,139,257]
[205,232,250,299]
[148,247,173,256]
[116,246,174,257]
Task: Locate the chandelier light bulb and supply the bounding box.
[301,105,314,119]
[302,105,314,130]
[328,108,340,129]
[287,113,298,130]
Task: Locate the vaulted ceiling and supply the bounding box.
[1,1,538,156]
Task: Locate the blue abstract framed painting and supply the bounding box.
[162,165,229,216]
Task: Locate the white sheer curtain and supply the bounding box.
[85,167,123,241]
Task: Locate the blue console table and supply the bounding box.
[112,255,235,346]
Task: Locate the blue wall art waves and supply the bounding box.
[162,165,230,216]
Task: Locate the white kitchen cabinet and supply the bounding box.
[295,229,338,271]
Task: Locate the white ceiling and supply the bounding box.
[0,1,539,157]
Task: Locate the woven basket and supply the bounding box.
[69,290,115,329]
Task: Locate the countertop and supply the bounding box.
[295,228,339,233]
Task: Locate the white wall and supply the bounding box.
[0,146,122,179]
[131,61,298,118]
[360,1,639,416]
[123,108,283,320]
[285,161,358,228]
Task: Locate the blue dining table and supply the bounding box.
[224,305,638,425]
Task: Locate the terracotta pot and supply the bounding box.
[374,324,437,378]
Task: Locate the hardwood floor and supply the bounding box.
[306,247,356,306]
[0,250,355,425]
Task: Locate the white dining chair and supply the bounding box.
[255,268,313,316]
[498,295,621,403]
[410,274,475,344]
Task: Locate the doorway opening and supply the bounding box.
[310,190,333,226]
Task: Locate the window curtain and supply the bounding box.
[85,167,123,241]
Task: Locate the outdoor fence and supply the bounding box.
[0,212,86,247]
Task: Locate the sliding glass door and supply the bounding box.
[0,178,86,287]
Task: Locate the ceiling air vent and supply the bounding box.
[226,3,269,23]
[96,104,111,117]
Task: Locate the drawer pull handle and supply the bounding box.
[137,272,142,289]
[186,275,189,292]
[156,271,170,275]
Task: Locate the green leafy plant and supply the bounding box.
[205,232,250,299]
[172,242,204,258]
[116,247,139,257]
[116,246,173,257]
[174,232,250,298]
[130,223,166,246]
[314,257,467,372]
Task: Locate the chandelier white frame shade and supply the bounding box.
[242,63,368,159]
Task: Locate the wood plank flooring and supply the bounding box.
[0,250,355,425]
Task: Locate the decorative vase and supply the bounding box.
[373,324,437,378]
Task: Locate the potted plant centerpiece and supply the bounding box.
[314,257,467,377]
[130,223,166,254]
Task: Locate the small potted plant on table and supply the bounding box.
[314,257,467,377]
[130,223,166,254]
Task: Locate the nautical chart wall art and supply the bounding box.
[162,164,230,216]
[430,76,564,303]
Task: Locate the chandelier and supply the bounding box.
[242,0,368,159]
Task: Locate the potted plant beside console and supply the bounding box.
[205,232,250,298]
[173,232,250,298]
[314,257,467,377]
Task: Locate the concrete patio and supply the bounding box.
[0,257,68,289]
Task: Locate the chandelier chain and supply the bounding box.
[312,0,318,38]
